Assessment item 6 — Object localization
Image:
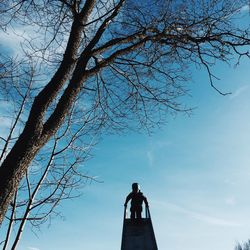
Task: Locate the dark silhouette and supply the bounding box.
[124,183,148,219]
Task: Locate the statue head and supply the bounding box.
[132,183,140,192]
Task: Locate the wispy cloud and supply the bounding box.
[229,85,249,100]
[28,247,40,250]
[0,101,16,134]
[0,24,66,57]
[0,101,24,144]
[146,140,171,167]
[240,4,249,12]
[153,200,241,227]
[146,150,154,167]
[0,116,12,130]
[225,196,236,206]
[0,26,28,55]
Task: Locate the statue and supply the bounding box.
[124,183,148,219]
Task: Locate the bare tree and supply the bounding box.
[0,128,96,250]
[0,60,98,248]
[0,0,249,232]
[235,240,250,250]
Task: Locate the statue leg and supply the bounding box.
[136,207,142,219]
[130,208,135,219]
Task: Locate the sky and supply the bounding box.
[12,52,250,250]
[1,4,250,250]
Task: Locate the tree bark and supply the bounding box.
[0,1,97,225]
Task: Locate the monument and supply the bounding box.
[121,183,158,250]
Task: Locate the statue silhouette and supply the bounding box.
[124,183,148,219]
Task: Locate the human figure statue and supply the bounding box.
[124,183,148,220]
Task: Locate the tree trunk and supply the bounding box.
[0,3,94,225]
[0,129,41,226]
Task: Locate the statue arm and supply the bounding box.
[143,196,149,207]
[124,193,132,206]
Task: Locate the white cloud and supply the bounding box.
[225,196,236,206]
[229,85,249,100]
[224,178,237,185]
[0,100,14,111]
[153,200,241,227]
[0,24,66,58]
[189,210,240,227]
[0,101,24,141]
[0,116,12,129]
[146,150,154,167]
[0,26,29,55]
[146,140,171,167]
[0,101,15,128]
[28,247,40,250]
[240,5,249,12]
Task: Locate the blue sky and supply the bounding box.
[1,4,250,250]
[13,52,250,250]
